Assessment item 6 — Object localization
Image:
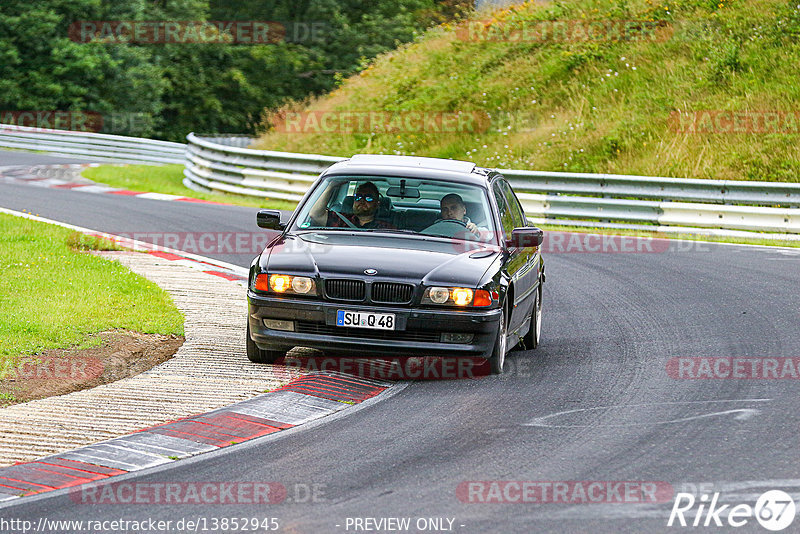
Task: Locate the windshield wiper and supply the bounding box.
[361,229,419,234]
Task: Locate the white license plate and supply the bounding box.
[336,310,395,330]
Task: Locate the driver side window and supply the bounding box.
[492,182,515,242]
[500,179,527,229]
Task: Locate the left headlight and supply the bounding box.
[254,273,317,296]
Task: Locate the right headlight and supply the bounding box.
[421,287,493,307]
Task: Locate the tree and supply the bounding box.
[0,0,471,140]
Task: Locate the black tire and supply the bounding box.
[488,308,508,375]
[246,321,284,364]
[521,287,542,350]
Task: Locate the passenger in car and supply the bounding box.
[439,193,486,237]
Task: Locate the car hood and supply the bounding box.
[263,232,501,287]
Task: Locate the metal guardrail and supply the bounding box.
[194,134,258,148]
[0,124,185,164]
[183,133,343,201]
[2,125,796,235]
[184,133,800,235]
[502,170,800,207]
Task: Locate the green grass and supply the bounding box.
[65,231,126,252]
[254,0,800,182]
[82,164,298,210]
[0,214,185,378]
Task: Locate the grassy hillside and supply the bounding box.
[253,0,800,182]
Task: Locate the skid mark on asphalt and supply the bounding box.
[523,399,771,427]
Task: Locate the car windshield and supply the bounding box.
[291,175,498,244]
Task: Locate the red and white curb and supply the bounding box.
[0,164,224,205]
[0,372,393,503]
[0,208,404,504]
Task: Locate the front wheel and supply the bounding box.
[246,321,284,364]
[488,308,508,375]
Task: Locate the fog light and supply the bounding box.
[263,319,295,331]
[441,333,474,343]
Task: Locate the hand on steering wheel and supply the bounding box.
[444,218,481,236]
[440,218,468,227]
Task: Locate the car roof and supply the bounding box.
[321,154,495,186]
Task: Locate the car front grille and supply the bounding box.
[296,321,440,343]
[371,282,414,304]
[325,279,366,301]
[323,279,415,304]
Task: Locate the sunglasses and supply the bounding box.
[354,194,376,202]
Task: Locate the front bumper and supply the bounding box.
[248,291,502,358]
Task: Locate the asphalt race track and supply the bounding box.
[0,151,95,166]
[2,150,800,533]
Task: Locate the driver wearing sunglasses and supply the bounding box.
[327,181,393,229]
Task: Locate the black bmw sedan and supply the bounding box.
[246,154,544,374]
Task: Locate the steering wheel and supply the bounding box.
[422,218,473,238]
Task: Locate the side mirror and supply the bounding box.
[256,210,285,230]
[507,227,543,249]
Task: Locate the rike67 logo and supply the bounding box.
[668,490,796,531]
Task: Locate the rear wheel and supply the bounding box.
[521,287,542,350]
[246,321,284,364]
[488,308,507,375]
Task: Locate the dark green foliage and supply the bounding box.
[0,0,469,141]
